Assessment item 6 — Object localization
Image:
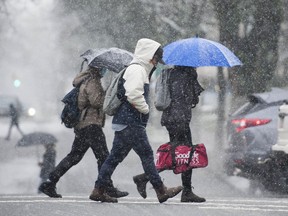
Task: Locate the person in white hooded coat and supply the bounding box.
[89,38,183,203]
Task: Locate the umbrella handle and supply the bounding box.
[36,146,41,163]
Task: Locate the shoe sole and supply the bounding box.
[40,190,62,198]
[107,193,129,198]
[38,187,62,198]
[89,195,118,203]
[181,199,206,202]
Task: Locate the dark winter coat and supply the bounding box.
[9,104,19,124]
[160,66,204,126]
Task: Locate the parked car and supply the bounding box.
[224,87,288,192]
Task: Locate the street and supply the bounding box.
[1,112,288,216]
[1,195,288,216]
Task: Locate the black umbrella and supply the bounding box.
[80,47,134,73]
[17,132,57,147]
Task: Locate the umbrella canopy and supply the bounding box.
[17,132,57,147]
[80,47,134,73]
[163,37,242,67]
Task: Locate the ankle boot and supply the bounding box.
[38,181,62,198]
[106,187,129,198]
[154,184,183,203]
[133,173,149,199]
[89,187,118,203]
[181,189,206,202]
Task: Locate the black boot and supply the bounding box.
[181,188,205,202]
[38,181,62,198]
[133,173,149,199]
[106,187,129,198]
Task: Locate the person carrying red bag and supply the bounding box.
[133,66,206,203]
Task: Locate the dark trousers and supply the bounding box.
[165,123,193,190]
[6,121,24,139]
[49,124,113,187]
[95,125,163,189]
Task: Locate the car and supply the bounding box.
[224,87,288,192]
[0,95,36,118]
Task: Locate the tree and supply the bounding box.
[229,0,282,96]
[212,0,283,147]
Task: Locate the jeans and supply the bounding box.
[95,125,163,189]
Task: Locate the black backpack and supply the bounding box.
[60,76,90,128]
[60,87,81,128]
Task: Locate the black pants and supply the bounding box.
[6,121,24,139]
[49,124,113,187]
[165,123,193,190]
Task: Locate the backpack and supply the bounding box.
[103,67,127,116]
[154,69,171,111]
[60,76,90,128]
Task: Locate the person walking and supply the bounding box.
[5,103,24,140]
[89,38,183,203]
[133,66,206,203]
[38,143,56,193]
[39,66,128,198]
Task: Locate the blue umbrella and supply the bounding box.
[163,37,242,67]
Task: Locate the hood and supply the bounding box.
[73,67,99,87]
[130,38,161,73]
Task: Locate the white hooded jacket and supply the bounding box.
[123,38,161,114]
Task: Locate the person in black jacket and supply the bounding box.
[133,66,205,202]
[38,143,56,193]
[5,103,24,140]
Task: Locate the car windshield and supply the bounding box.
[230,96,264,117]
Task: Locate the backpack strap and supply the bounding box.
[116,63,140,101]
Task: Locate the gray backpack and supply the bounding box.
[154,69,171,111]
[103,67,127,116]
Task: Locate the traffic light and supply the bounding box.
[13,79,21,88]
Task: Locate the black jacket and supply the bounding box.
[160,66,203,126]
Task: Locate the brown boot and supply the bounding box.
[181,189,206,202]
[133,173,149,199]
[154,184,183,203]
[89,187,118,203]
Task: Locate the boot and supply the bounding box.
[106,187,129,198]
[181,188,206,202]
[154,184,183,203]
[133,173,149,199]
[38,181,62,198]
[89,187,118,203]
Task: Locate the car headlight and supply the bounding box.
[27,107,36,116]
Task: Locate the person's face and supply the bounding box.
[150,57,159,66]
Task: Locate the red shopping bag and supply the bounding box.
[155,143,208,174]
